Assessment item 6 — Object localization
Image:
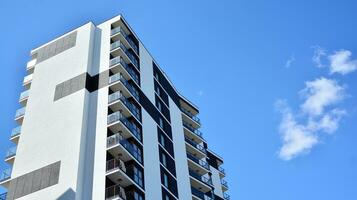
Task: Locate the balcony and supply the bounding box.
[111,26,139,55]
[191,187,212,200]
[5,146,17,164]
[187,152,210,175]
[218,166,226,178]
[19,90,29,105]
[0,168,11,188]
[189,170,213,193]
[223,192,230,200]
[0,192,6,200]
[107,133,142,164]
[109,56,139,86]
[23,74,33,89]
[110,41,139,70]
[107,112,141,143]
[181,106,200,127]
[106,158,144,191]
[15,107,25,124]
[221,179,229,191]
[108,91,141,121]
[105,184,127,200]
[10,126,21,144]
[183,121,204,142]
[109,73,140,102]
[26,58,37,73]
[185,136,206,157]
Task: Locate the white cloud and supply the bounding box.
[300,77,345,116]
[308,109,346,134]
[312,46,326,68]
[197,90,204,96]
[285,54,295,68]
[276,100,318,161]
[328,50,357,75]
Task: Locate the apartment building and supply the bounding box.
[0,15,229,200]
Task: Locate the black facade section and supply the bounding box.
[160,166,178,198]
[6,161,61,200]
[207,151,223,170]
[85,73,99,92]
[214,194,224,200]
[153,62,199,113]
[158,146,176,177]
[161,186,176,200]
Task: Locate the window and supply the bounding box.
[154,71,159,80]
[133,166,143,187]
[132,144,142,163]
[134,191,143,200]
[155,84,161,96]
[163,173,169,188]
[156,100,162,112]
[159,118,164,129]
[159,134,165,148]
[161,152,167,167]
[164,194,170,200]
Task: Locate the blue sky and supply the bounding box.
[1,0,357,199]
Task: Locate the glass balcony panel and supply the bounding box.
[109,56,139,85]
[189,170,212,185]
[107,133,142,163]
[5,147,17,159]
[185,137,206,154]
[110,41,139,69]
[221,179,228,188]
[191,187,212,200]
[109,74,140,102]
[187,152,209,170]
[0,192,7,200]
[108,91,141,121]
[110,27,139,55]
[15,107,26,118]
[11,126,21,138]
[223,192,230,200]
[0,168,11,182]
[181,107,200,124]
[105,185,126,200]
[183,121,203,138]
[19,90,29,101]
[107,112,141,141]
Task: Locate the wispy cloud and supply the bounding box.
[197,90,204,96]
[312,46,326,68]
[285,54,295,68]
[300,77,345,116]
[329,50,357,75]
[276,77,346,161]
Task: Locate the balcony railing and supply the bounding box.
[19,90,29,101]
[110,41,139,69]
[105,184,127,200]
[189,170,212,186]
[109,56,139,85]
[110,27,139,55]
[221,179,228,188]
[108,91,141,121]
[223,192,230,200]
[107,133,142,163]
[181,107,200,124]
[187,152,209,170]
[0,192,6,200]
[11,126,21,138]
[107,112,141,141]
[15,107,26,119]
[183,121,203,139]
[106,158,142,187]
[0,168,11,182]
[109,74,140,102]
[5,147,17,159]
[191,187,212,200]
[185,137,206,154]
[219,166,225,174]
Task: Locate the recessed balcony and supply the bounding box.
[189,170,213,193]
[185,137,206,158]
[15,107,26,124]
[107,133,142,164]
[4,146,17,164]
[183,121,204,143]
[0,168,11,188]
[110,41,139,70]
[109,73,140,103]
[109,56,140,86]
[191,187,212,200]
[181,107,201,128]
[108,91,141,122]
[107,112,142,143]
[26,58,36,74]
[10,126,21,144]
[105,184,127,200]
[19,90,29,106]
[187,152,210,175]
[111,26,139,56]
[23,74,33,89]
[106,158,144,192]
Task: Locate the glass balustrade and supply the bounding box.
[181,107,200,124]
[11,126,21,138]
[5,147,17,159]
[109,74,140,101]
[107,112,141,141]
[0,168,11,182]
[108,92,141,121]
[15,107,26,118]
[109,56,139,85]
[189,170,213,186]
[186,152,209,170]
[107,133,142,163]
[183,121,203,139]
[185,137,206,154]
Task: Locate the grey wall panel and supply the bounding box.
[6,161,61,200]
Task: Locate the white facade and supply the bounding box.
[0,15,229,200]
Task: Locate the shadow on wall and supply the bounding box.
[56,188,76,200]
